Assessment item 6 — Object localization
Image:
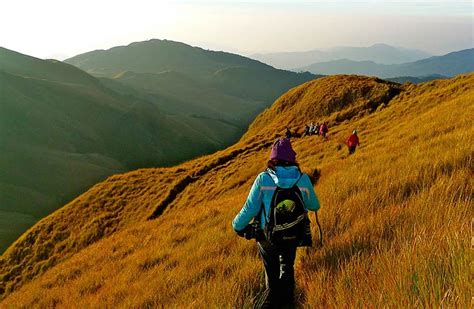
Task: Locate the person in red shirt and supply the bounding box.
[319,122,328,139]
[346,130,360,154]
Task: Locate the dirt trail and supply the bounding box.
[147,139,274,220]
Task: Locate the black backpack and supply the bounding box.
[262,173,312,247]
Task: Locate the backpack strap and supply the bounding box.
[260,201,267,225]
[260,171,272,225]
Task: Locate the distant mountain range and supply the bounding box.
[385,74,448,84]
[65,39,316,114]
[297,49,474,78]
[251,44,432,70]
[0,41,315,253]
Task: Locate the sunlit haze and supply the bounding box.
[1,0,473,60]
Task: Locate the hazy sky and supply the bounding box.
[1,0,472,60]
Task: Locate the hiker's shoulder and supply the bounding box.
[255,170,273,183]
[257,170,270,178]
[297,172,313,186]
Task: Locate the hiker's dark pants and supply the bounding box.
[348,145,356,154]
[257,241,297,307]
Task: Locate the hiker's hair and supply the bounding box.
[267,159,299,171]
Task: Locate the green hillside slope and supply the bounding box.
[0,49,242,253]
[0,48,98,86]
[103,70,264,123]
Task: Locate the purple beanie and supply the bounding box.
[270,138,296,162]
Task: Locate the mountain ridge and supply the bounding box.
[251,44,432,69]
[65,39,276,77]
[64,39,317,103]
[0,47,99,87]
[298,48,474,77]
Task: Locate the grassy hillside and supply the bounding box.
[243,75,402,142]
[299,48,474,78]
[0,47,98,86]
[0,48,243,253]
[1,74,472,307]
[102,70,264,124]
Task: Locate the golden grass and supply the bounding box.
[1,74,472,307]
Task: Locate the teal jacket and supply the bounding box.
[232,166,320,232]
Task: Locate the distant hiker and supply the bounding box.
[232,138,321,308]
[285,127,292,139]
[314,122,320,136]
[308,122,315,135]
[319,122,328,139]
[303,124,310,136]
[346,129,360,155]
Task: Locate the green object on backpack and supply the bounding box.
[276,199,296,213]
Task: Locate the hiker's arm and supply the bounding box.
[301,174,320,212]
[232,174,263,232]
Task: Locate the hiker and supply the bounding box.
[346,129,360,154]
[285,127,292,139]
[314,122,320,136]
[319,122,328,139]
[303,124,310,137]
[308,122,315,135]
[232,138,320,308]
